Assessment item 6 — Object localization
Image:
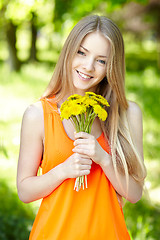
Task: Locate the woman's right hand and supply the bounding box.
[60,153,92,180]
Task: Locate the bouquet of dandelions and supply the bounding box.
[60,92,110,191]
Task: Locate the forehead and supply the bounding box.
[80,31,110,56]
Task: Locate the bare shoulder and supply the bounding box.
[126,101,144,159]
[23,101,43,122]
[127,101,143,141]
[127,101,142,114]
[126,101,143,130]
[22,101,44,138]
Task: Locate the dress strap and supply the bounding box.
[40,97,59,114]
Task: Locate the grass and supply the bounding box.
[0,59,160,239]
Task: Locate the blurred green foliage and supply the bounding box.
[0,179,34,240]
[0,0,160,239]
[124,199,160,240]
[0,0,159,70]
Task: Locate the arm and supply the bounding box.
[17,102,92,203]
[73,101,145,203]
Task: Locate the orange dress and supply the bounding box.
[29,98,131,240]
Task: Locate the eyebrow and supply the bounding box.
[80,45,108,58]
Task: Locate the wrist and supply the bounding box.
[49,163,67,183]
[99,150,111,169]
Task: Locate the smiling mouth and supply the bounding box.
[76,70,93,80]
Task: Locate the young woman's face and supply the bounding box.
[72,31,110,95]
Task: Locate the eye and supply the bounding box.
[77,50,85,56]
[98,59,106,65]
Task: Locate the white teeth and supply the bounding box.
[78,71,91,79]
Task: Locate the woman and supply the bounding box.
[17,15,146,239]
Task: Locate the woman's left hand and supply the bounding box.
[72,132,108,165]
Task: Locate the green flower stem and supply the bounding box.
[88,112,97,124]
[81,113,85,131]
[69,117,78,132]
[77,114,83,132]
[70,115,80,132]
[77,115,81,131]
[84,111,96,133]
[84,108,93,131]
[85,107,90,120]
[85,175,88,188]
[88,114,96,133]
[85,107,93,122]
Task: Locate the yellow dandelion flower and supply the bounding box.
[69,102,86,116]
[60,100,70,112]
[83,96,97,107]
[60,106,72,120]
[93,105,108,121]
[68,94,82,100]
[94,94,110,107]
[95,97,110,107]
[85,92,110,107]
[74,97,86,105]
[85,92,97,97]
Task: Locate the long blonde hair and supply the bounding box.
[42,15,146,190]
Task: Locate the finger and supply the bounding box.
[74,167,91,177]
[74,156,92,165]
[73,152,91,160]
[79,164,92,170]
[75,162,91,170]
[73,144,92,151]
[79,158,92,165]
[72,152,90,161]
[74,138,91,146]
[74,132,94,140]
[79,169,90,176]
[80,154,91,159]
[73,147,90,156]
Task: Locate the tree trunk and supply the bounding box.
[6,21,21,71]
[54,0,71,31]
[29,12,38,61]
[157,38,160,69]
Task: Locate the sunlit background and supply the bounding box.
[0,0,160,239]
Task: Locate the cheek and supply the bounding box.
[72,56,80,68]
[98,68,106,79]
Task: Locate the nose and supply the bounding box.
[83,57,95,72]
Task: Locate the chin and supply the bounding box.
[73,82,97,93]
